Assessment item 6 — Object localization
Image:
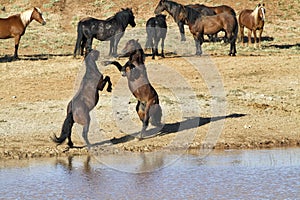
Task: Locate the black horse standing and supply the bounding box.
[74,8,136,57]
[145,14,167,59]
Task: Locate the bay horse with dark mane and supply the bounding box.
[145,14,167,59]
[73,8,136,58]
[183,5,238,56]
[104,39,162,139]
[154,0,215,41]
[238,3,266,47]
[52,50,112,148]
[0,7,46,59]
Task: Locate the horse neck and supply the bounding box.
[20,9,34,27]
[85,59,101,77]
[251,6,262,25]
[116,12,129,28]
[185,7,200,24]
[165,1,183,22]
[130,49,145,65]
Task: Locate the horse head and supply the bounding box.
[32,7,46,25]
[122,8,136,27]
[154,0,167,14]
[121,39,145,63]
[258,3,266,21]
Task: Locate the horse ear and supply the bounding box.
[258,3,261,7]
[262,3,265,6]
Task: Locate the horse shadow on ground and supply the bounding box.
[0,53,73,62]
[266,43,300,49]
[89,113,246,148]
[240,36,274,44]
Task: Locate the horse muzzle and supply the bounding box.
[121,71,126,77]
[41,21,46,25]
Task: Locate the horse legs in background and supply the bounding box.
[239,25,245,45]
[111,33,123,57]
[80,37,87,56]
[109,38,114,56]
[193,35,203,55]
[258,28,264,48]
[85,37,93,57]
[160,37,165,58]
[13,35,21,59]
[247,29,252,46]
[177,21,186,41]
[153,37,160,59]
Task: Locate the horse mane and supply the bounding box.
[20,8,34,26]
[184,6,201,24]
[251,4,265,25]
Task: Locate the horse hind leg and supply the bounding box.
[149,103,162,126]
[82,123,91,148]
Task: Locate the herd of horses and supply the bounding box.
[0,0,266,148]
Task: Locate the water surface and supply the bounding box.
[1,148,299,199]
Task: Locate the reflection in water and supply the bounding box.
[0,148,300,199]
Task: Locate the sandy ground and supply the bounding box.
[0,50,299,159]
[0,0,299,159]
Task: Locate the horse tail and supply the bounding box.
[52,103,74,145]
[145,25,154,50]
[233,16,239,43]
[74,21,83,57]
[229,16,239,44]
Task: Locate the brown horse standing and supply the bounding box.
[52,50,112,148]
[184,6,238,56]
[0,7,46,59]
[105,39,162,139]
[206,4,236,16]
[238,4,266,47]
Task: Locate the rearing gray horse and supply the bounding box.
[52,50,112,148]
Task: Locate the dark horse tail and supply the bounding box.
[74,21,84,57]
[52,102,74,147]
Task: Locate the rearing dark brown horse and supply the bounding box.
[104,39,162,139]
[239,3,266,47]
[0,7,46,59]
[52,50,112,148]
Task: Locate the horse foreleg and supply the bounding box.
[239,26,244,45]
[178,21,186,41]
[85,37,93,57]
[247,29,252,46]
[98,76,112,92]
[258,28,263,48]
[161,38,165,58]
[112,35,122,57]
[109,38,114,56]
[14,35,21,59]
[253,30,258,48]
[193,35,202,56]
[80,37,87,56]
[153,38,159,58]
